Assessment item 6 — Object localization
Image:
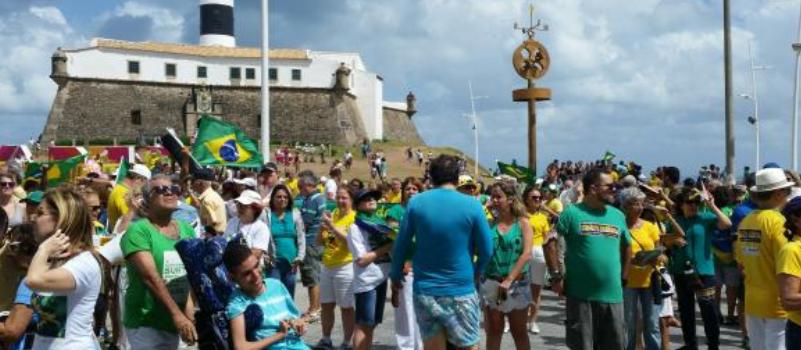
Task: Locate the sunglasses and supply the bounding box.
[150,185,181,196]
[529,195,542,200]
[0,182,15,188]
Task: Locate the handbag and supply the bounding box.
[630,230,670,303]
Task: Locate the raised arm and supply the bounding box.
[26,231,77,293]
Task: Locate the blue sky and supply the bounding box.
[1,0,801,177]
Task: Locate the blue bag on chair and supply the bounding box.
[176,237,263,349]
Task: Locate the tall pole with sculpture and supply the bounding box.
[512,5,551,176]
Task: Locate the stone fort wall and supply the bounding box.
[41,78,422,146]
[382,107,423,145]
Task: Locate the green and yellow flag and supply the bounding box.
[115,157,130,185]
[497,161,536,184]
[602,151,616,162]
[192,116,263,168]
[25,154,86,187]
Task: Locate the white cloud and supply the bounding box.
[98,1,185,43]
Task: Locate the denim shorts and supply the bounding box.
[413,292,481,348]
[354,280,388,326]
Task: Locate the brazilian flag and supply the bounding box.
[497,161,536,184]
[192,116,263,168]
[602,150,616,162]
[25,155,86,188]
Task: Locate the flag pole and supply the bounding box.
[260,0,270,163]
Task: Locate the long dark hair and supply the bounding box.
[269,184,293,213]
[782,197,801,240]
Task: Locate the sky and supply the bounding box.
[2,0,801,177]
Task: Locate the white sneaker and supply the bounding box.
[528,322,540,334]
[504,323,510,333]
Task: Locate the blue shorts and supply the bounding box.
[413,292,481,347]
[354,280,388,326]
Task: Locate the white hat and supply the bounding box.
[233,177,257,189]
[235,190,262,206]
[129,164,151,180]
[751,168,793,193]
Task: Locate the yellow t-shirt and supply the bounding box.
[546,199,563,214]
[106,183,129,229]
[735,209,789,318]
[322,209,356,268]
[777,240,801,326]
[528,211,550,246]
[385,191,402,204]
[286,178,300,197]
[627,221,661,289]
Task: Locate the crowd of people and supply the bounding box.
[2,146,801,350]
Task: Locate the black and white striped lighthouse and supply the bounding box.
[199,0,235,47]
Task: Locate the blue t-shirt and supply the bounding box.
[10,279,37,350]
[298,193,325,246]
[674,211,718,276]
[391,188,493,297]
[731,200,757,232]
[225,278,308,350]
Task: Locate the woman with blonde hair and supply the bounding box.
[482,181,533,350]
[25,186,103,349]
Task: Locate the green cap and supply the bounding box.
[24,191,44,205]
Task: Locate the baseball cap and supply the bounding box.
[24,191,43,205]
[261,162,278,174]
[457,175,476,189]
[354,189,382,204]
[129,164,151,180]
[233,177,257,189]
[234,190,262,206]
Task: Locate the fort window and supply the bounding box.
[230,67,241,80]
[292,69,302,81]
[268,68,277,81]
[128,61,140,74]
[245,68,255,80]
[165,63,176,78]
[130,110,142,125]
[197,66,207,78]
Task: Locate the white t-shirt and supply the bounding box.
[31,251,101,350]
[224,218,271,252]
[324,178,338,199]
[346,224,390,294]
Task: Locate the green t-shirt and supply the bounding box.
[485,221,527,279]
[121,219,196,333]
[386,204,405,223]
[557,203,631,303]
[385,204,414,262]
[668,211,718,276]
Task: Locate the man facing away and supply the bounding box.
[391,154,493,350]
[735,168,793,350]
[545,168,632,350]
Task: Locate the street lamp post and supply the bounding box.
[467,81,487,178]
[260,0,270,162]
[792,2,801,170]
[742,42,770,171]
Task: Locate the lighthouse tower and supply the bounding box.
[199,0,235,47]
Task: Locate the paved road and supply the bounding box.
[288,286,747,350]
